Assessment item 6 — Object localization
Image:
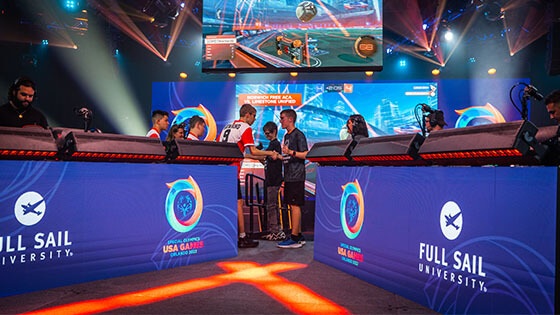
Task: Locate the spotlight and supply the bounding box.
[432,68,440,76]
[488,68,497,75]
[398,59,406,67]
[142,0,185,28]
[444,29,454,41]
[62,0,81,12]
[290,72,298,77]
[179,72,188,79]
[228,73,236,78]
[365,71,373,76]
[483,2,504,22]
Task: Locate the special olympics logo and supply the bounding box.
[14,191,46,226]
[440,201,463,241]
[165,177,204,233]
[171,104,218,141]
[340,180,364,239]
[454,103,506,128]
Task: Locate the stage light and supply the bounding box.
[228,73,236,78]
[444,29,454,41]
[179,72,188,79]
[468,57,476,63]
[63,0,80,12]
[350,134,426,166]
[432,68,440,76]
[365,71,373,76]
[418,120,544,166]
[399,59,406,67]
[483,2,504,22]
[42,39,49,45]
[0,126,58,160]
[488,68,497,75]
[290,72,298,77]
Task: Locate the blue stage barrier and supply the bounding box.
[314,166,557,314]
[0,160,238,297]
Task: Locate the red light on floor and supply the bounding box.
[22,261,350,315]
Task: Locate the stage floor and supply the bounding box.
[0,240,438,314]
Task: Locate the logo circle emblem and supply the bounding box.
[14,191,46,226]
[440,201,463,240]
[165,177,203,233]
[340,180,364,239]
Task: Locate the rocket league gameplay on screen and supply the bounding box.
[202,0,383,72]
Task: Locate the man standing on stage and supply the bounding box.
[219,103,278,248]
[0,77,48,129]
[277,109,308,249]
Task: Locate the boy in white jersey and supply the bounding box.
[219,104,279,248]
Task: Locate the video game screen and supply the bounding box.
[201,0,383,73]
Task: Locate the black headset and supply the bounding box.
[8,77,37,102]
[428,110,446,127]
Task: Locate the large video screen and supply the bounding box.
[201,0,383,73]
[236,81,437,149]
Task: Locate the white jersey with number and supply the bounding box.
[219,119,255,152]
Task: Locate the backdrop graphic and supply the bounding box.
[152,78,529,144]
[152,79,532,198]
[0,160,238,297]
[314,166,557,314]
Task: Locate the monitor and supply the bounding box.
[201,0,383,73]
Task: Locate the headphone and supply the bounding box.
[8,77,37,102]
[427,110,446,127]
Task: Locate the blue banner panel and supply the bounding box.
[314,166,557,314]
[0,161,238,297]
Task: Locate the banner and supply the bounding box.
[314,166,557,314]
[0,161,238,297]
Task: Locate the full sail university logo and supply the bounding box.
[418,200,487,292]
[14,191,46,226]
[165,177,204,233]
[2,191,74,267]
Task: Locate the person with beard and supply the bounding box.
[0,77,48,128]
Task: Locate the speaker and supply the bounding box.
[418,120,544,166]
[55,128,167,162]
[0,126,58,160]
[350,133,426,166]
[547,22,560,76]
[306,139,356,165]
[165,139,243,164]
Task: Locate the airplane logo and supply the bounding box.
[14,191,46,226]
[440,201,463,241]
[21,199,45,216]
[445,211,461,230]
